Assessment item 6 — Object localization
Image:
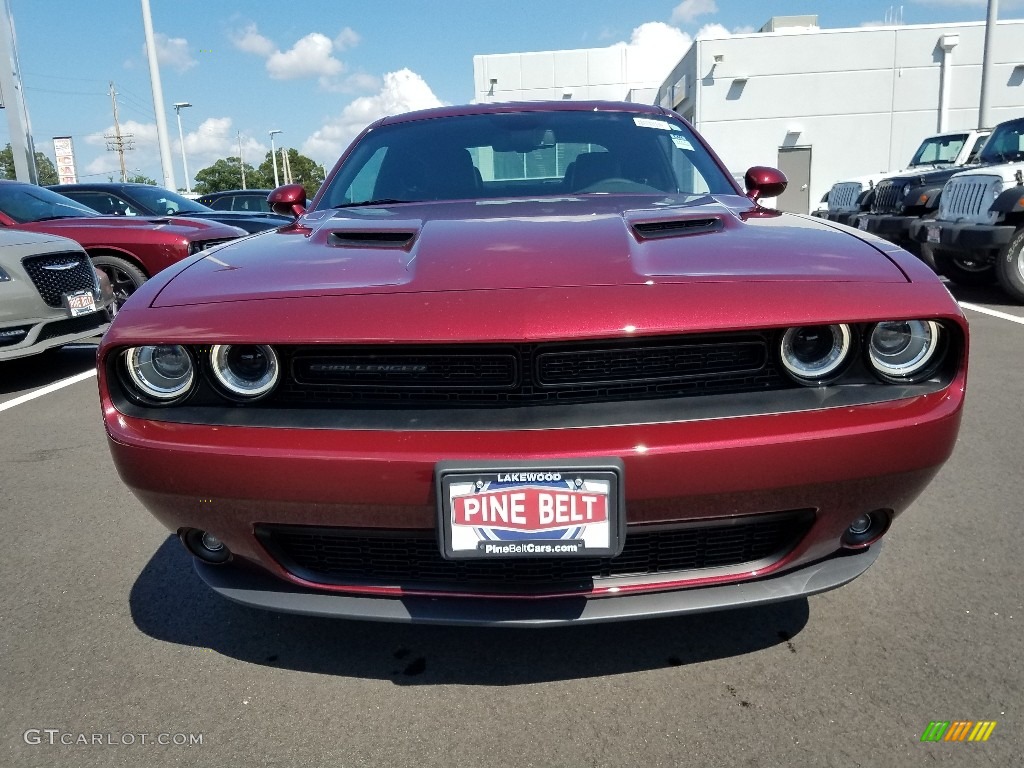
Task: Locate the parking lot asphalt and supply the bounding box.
[1,283,1021,768]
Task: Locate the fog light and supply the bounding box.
[841,510,891,548]
[181,528,231,564]
[847,514,872,535]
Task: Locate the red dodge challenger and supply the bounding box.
[97,102,967,625]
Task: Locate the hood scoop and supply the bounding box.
[327,230,417,249]
[631,216,724,240]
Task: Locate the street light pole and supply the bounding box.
[237,131,246,190]
[173,102,192,193]
[269,129,282,187]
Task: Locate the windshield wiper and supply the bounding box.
[334,198,416,208]
[33,215,84,221]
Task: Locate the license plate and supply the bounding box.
[436,459,624,560]
[856,216,868,230]
[63,290,96,317]
[926,224,941,244]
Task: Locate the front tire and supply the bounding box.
[932,249,996,287]
[91,255,147,309]
[996,227,1024,303]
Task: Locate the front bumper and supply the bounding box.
[196,545,881,626]
[852,213,915,244]
[106,373,964,621]
[909,219,1016,254]
[0,309,110,361]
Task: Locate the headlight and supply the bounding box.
[868,320,942,381]
[209,344,279,399]
[901,183,912,197]
[780,324,852,383]
[125,345,194,402]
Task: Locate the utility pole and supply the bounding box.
[237,131,246,189]
[105,81,134,182]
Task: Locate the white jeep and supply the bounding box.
[908,116,1024,301]
[814,130,990,226]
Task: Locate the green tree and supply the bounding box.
[193,157,267,194]
[0,143,59,185]
[107,173,157,185]
[256,149,325,198]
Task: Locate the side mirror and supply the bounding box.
[267,184,307,218]
[744,166,788,202]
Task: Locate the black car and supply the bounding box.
[195,189,285,213]
[49,183,290,234]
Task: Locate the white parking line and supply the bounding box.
[0,369,96,414]
[960,302,1024,326]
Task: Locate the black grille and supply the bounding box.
[872,181,902,214]
[36,311,108,342]
[273,333,789,408]
[191,238,238,254]
[632,218,723,239]
[21,251,95,308]
[259,512,813,594]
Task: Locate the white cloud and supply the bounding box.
[301,69,444,165]
[145,33,197,73]
[671,0,718,25]
[230,23,275,56]
[231,22,362,85]
[267,32,344,80]
[334,27,360,51]
[82,117,268,184]
[616,22,693,85]
[732,25,756,34]
[695,23,730,40]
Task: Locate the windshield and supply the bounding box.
[977,119,1024,164]
[0,184,99,223]
[909,134,967,166]
[122,186,209,215]
[317,110,734,208]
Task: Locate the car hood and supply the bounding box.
[879,162,995,188]
[151,196,907,308]
[31,215,238,236]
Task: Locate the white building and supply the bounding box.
[472,44,663,106]
[473,16,1024,212]
[657,16,1024,213]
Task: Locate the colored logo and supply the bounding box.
[920,721,997,742]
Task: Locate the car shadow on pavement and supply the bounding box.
[0,343,99,397]
[131,537,809,685]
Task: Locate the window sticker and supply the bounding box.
[633,117,677,131]
[671,134,695,151]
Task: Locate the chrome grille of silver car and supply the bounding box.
[938,176,1001,224]
[828,182,863,212]
[20,251,96,308]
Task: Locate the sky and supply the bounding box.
[1,0,1017,188]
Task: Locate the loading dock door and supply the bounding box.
[776,147,811,214]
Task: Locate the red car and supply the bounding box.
[98,102,967,625]
[0,181,246,307]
